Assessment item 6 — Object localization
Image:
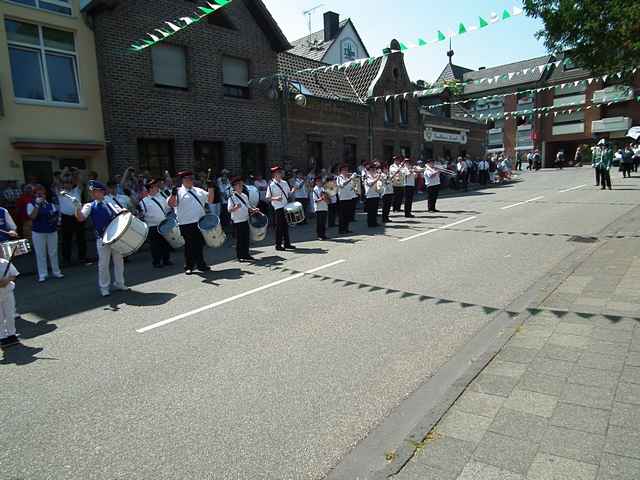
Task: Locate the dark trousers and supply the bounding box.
[479,170,489,185]
[600,168,612,190]
[365,197,379,227]
[392,187,404,212]
[623,163,633,177]
[404,186,415,217]
[60,214,86,263]
[427,185,440,212]
[634,157,639,172]
[328,203,337,227]
[316,211,327,238]
[382,194,393,221]
[179,222,206,270]
[149,226,171,266]
[348,198,357,222]
[457,173,468,190]
[594,166,601,186]
[338,199,351,233]
[234,221,250,259]
[274,208,291,248]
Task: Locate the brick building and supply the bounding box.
[82,0,290,177]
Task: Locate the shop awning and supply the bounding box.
[10,138,105,151]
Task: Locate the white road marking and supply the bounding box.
[399,216,477,243]
[501,196,545,210]
[559,184,587,193]
[137,259,346,333]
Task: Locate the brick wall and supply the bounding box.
[88,0,283,177]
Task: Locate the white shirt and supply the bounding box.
[227,192,250,223]
[106,193,131,210]
[337,174,356,201]
[217,178,232,201]
[58,186,81,216]
[0,208,17,231]
[365,172,381,198]
[312,186,328,212]
[140,193,170,227]
[174,186,208,225]
[294,177,307,199]
[0,258,19,295]
[266,179,290,210]
[478,160,489,171]
[254,179,268,202]
[404,167,416,187]
[424,166,441,187]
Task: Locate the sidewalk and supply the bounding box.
[393,218,640,479]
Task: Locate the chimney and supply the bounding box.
[324,11,340,42]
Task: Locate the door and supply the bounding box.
[241,143,267,177]
[308,141,323,173]
[383,144,394,164]
[23,157,54,187]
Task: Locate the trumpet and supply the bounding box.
[431,165,457,176]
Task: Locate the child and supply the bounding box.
[227,177,259,261]
[312,176,329,240]
[0,257,19,348]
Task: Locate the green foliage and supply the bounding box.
[524,0,640,74]
[443,80,465,96]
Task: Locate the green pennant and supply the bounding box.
[479,16,489,28]
[399,42,408,51]
[418,38,427,46]
[368,57,376,65]
[502,9,511,19]
[198,6,215,14]
[458,23,467,34]
[437,30,446,41]
[214,0,230,4]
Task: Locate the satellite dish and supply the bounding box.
[294,93,307,107]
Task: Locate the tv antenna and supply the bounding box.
[303,4,324,39]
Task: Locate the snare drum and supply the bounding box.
[0,239,31,259]
[158,216,184,249]
[198,214,226,248]
[249,213,269,242]
[103,212,149,257]
[284,202,305,226]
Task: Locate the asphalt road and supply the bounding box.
[3,167,639,480]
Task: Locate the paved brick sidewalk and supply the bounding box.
[393,239,640,479]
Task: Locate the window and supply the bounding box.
[9,0,72,16]
[399,99,409,125]
[152,44,187,89]
[307,140,323,172]
[5,19,79,103]
[223,56,249,99]
[194,142,224,174]
[137,139,175,177]
[241,143,267,177]
[344,142,357,169]
[384,99,395,124]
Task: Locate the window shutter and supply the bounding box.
[152,44,187,88]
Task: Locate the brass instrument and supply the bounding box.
[324,180,338,197]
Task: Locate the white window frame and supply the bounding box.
[6,0,73,16]
[6,18,81,106]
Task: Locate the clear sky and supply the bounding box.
[262,0,549,82]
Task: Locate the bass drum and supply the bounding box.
[249,213,269,242]
[198,214,226,248]
[243,185,260,208]
[158,216,185,249]
[103,212,149,257]
[284,201,305,226]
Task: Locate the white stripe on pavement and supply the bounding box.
[399,216,477,243]
[501,196,544,210]
[137,259,346,333]
[559,184,587,193]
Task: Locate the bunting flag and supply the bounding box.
[130,0,231,51]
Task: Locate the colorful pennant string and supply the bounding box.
[129,0,231,51]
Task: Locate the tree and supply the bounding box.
[524,0,640,74]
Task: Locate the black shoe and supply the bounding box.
[0,335,19,348]
[163,260,174,266]
[197,265,211,272]
[284,244,296,250]
[276,246,285,251]
[405,214,415,218]
[243,256,256,261]
[153,263,163,269]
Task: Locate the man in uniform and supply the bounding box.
[389,155,405,213]
[168,171,214,274]
[364,163,382,227]
[336,165,356,234]
[228,177,258,261]
[266,166,296,251]
[140,178,173,268]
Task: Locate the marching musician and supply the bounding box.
[168,171,214,275]
[424,159,441,213]
[106,180,134,211]
[0,204,19,242]
[293,170,309,225]
[389,155,405,213]
[228,177,258,262]
[403,158,417,218]
[140,179,173,268]
[28,185,63,283]
[336,165,356,235]
[217,169,232,225]
[381,164,394,223]
[253,173,269,215]
[312,176,329,240]
[75,181,128,297]
[456,156,469,191]
[0,253,19,348]
[326,176,338,228]
[364,163,381,228]
[57,175,88,266]
[266,166,296,251]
